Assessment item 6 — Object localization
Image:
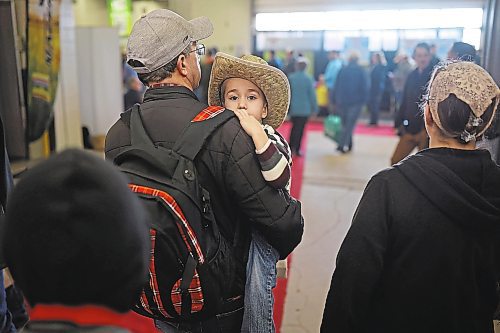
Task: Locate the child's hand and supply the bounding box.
[233,109,269,151]
[233,109,264,138]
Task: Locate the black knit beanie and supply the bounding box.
[3,149,149,312]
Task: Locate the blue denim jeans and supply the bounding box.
[338,103,363,151]
[368,92,383,125]
[241,231,280,333]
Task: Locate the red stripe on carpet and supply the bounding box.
[354,123,395,136]
[284,120,395,137]
[300,121,324,132]
[273,122,308,332]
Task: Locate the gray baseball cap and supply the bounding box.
[127,9,213,74]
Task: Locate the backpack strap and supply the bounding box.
[173,106,235,160]
[179,254,197,320]
[115,104,178,178]
[121,104,154,148]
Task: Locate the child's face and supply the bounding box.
[223,78,267,122]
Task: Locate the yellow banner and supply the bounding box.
[27,0,61,142]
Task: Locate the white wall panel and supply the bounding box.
[54,0,83,150]
[76,27,123,136]
[74,0,108,26]
[257,31,322,50]
[255,0,485,13]
[191,0,252,55]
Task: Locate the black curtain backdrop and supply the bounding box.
[0,0,27,160]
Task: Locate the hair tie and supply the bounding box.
[470,116,483,127]
[460,130,475,143]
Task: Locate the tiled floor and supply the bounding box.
[281,130,398,332]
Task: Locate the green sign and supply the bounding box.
[107,0,132,37]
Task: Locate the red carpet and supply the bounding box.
[354,123,395,136]
[291,120,395,137]
[273,121,307,333]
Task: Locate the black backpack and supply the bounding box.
[114,105,238,322]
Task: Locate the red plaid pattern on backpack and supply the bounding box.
[129,185,205,264]
[170,271,204,315]
[139,229,172,318]
[191,106,225,123]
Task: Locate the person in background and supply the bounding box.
[0,281,16,333]
[288,57,318,156]
[267,50,283,70]
[334,52,368,153]
[448,41,479,64]
[321,61,500,333]
[316,74,330,117]
[283,50,297,77]
[197,47,217,104]
[3,270,28,331]
[368,52,387,126]
[123,53,146,102]
[124,77,145,110]
[391,42,433,165]
[483,113,500,163]
[429,43,441,68]
[480,91,500,164]
[324,51,342,114]
[3,149,152,333]
[123,52,138,84]
[389,54,414,110]
[81,126,94,150]
[0,114,16,333]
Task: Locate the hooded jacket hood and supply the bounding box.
[394,148,500,230]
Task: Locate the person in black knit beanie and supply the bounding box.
[2,149,150,332]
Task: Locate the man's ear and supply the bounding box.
[177,55,188,76]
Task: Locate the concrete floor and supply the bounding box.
[281,130,397,332]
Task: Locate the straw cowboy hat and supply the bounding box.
[208,52,290,129]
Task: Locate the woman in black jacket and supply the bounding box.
[321,61,500,333]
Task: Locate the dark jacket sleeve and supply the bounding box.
[224,127,303,259]
[0,274,15,333]
[321,173,391,332]
[5,285,28,330]
[497,141,500,165]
